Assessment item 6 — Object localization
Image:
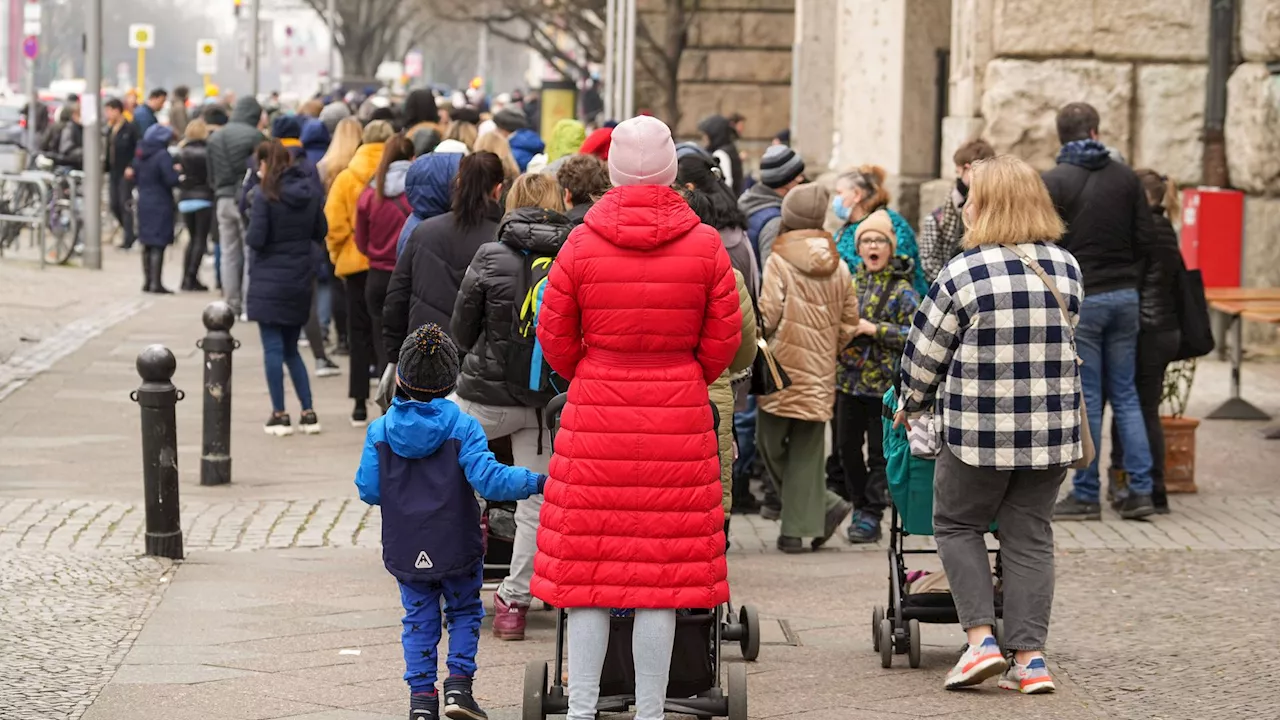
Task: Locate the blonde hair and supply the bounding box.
[1136,168,1181,219]
[183,117,210,144]
[506,173,565,213]
[446,121,478,151]
[473,131,520,181]
[963,155,1065,249]
[362,119,394,145]
[318,117,362,191]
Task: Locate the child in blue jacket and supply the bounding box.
[356,323,545,720]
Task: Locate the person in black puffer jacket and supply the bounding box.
[178,118,214,291]
[1107,170,1186,515]
[450,173,572,639]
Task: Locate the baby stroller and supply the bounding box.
[522,394,749,720]
[872,387,1003,669]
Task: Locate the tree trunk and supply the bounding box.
[662,0,688,129]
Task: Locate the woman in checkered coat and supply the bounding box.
[896,155,1084,695]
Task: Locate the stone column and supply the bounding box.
[790,0,837,169]
[940,0,992,173]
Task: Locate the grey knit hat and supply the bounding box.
[319,102,352,135]
[397,324,460,401]
[760,144,805,189]
[493,108,528,133]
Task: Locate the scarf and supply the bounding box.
[1056,139,1111,170]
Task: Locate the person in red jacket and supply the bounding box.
[532,115,742,720]
[355,133,415,375]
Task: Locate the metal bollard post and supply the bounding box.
[131,344,185,560]
[197,302,239,486]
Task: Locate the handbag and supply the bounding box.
[1173,265,1215,361]
[749,337,792,396]
[1006,244,1096,470]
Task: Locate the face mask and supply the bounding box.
[956,177,969,200]
[831,195,851,222]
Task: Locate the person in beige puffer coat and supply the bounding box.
[757,183,860,553]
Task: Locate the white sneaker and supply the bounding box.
[944,636,1007,690]
[998,657,1056,694]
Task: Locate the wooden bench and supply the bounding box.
[1204,288,1280,438]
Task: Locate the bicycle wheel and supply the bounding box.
[48,197,76,265]
[1,181,40,247]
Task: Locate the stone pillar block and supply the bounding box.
[948,0,994,118]
[1134,64,1207,186]
[1226,63,1280,195]
[791,0,838,169]
[1093,0,1209,62]
[992,0,1093,57]
[1240,0,1280,62]
[917,178,955,229]
[940,116,986,176]
[1243,195,1280,345]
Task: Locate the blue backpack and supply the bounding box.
[745,206,781,266]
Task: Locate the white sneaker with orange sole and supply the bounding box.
[944,636,1008,690]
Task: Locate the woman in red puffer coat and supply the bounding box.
[532,116,742,720]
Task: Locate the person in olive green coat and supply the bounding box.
[711,269,758,515]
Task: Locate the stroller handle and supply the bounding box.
[545,394,569,436]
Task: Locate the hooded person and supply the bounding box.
[206,95,266,315]
[698,114,743,196]
[756,182,859,553]
[239,115,320,220]
[395,152,463,257]
[356,133,416,378]
[133,124,181,293]
[546,118,586,163]
[319,101,352,135]
[529,115,741,719]
[507,125,545,172]
[578,126,613,162]
[300,118,331,167]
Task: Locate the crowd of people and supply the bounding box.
[67,80,1197,714]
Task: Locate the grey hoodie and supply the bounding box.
[206,97,265,197]
[738,182,785,266]
[719,226,760,301]
[383,160,410,197]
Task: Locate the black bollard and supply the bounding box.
[132,344,185,560]
[197,302,239,486]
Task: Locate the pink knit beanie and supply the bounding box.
[607,116,678,187]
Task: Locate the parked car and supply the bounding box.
[0,103,25,146]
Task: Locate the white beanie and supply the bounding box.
[607,116,678,187]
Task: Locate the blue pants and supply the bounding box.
[258,323,312,413]
[732,396,758,482]
[1070,289,1153,502]
[399,562,485,693]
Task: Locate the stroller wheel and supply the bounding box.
[871,606,885,651]
[522,660,548,720]
[878,618,894,668]
[739,604,761,661]
[907,619,921,668]
[727,663,748,720]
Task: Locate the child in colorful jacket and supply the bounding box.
[837,210,920,545]
[355,323,546,720]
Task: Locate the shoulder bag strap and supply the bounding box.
[1006,244,1077,356]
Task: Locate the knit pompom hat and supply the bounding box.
[607,116,678,187]
[396,324,460,401]
[854,209,898,254]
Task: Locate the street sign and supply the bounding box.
[196,39,218,75]
[405,50,423,79]
[128,24,155,50]
[23,0,41,36]
[22,36,37,60]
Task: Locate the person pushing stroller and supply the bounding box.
[355,324,547,720]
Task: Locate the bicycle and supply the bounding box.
[42,162,84,265]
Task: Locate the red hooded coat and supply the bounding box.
[530,185,742,610]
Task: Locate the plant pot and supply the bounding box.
[1160,416,1199,493]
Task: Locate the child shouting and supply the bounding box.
[838,210,920,544]
[355,323,546,720]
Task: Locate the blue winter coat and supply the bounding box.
[300,119,330,167]
[245,165,327,326]
[508,128,545,172]
[396,152,461,257]
[133,125,179,248]
[355,396,543,583]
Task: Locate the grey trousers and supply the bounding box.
[932,443,1067,651]
[568,608,675,720]
[216,198,246,315]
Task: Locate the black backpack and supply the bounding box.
[503,250,560,393]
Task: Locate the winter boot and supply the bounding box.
[148,247,172,294]
[492,591,528,640]
[443,675,487,720]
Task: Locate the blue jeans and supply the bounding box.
[258,323,313,414]
[1070,289,1153,502]
[399,562,484,693]
[315,277,332,336]
[732,396,758,482]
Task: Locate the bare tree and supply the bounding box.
[427,0,698,127]
[299,0,425,80]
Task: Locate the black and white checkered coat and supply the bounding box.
[899,242,1085,470]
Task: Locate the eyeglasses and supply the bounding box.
[858,235,891,247]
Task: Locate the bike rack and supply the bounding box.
[0,171,51,268]
[66,170,84,253]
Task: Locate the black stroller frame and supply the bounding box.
[522,394,751,719]
[872,504,1004,668]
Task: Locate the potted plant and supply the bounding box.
[1160,359,1200,493]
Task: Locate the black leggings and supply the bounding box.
[837,393,888,519]
[365,268,393,371]
[344,271,374,401]
[181,208,213,283]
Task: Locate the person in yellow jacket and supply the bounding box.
[325,119,393,426]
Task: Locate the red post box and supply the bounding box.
[1180,187,1245,288]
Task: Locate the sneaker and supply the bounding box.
[299,410,321,435]
[776,535,807,554]
[351,400,369,427]
[998,656,1056,694]
[1116,492,1155,520]
[1053,495,1101,521]
[760,502,781,521]
[315,357,341,377]
[264,413,293,437]
[443,677,487,720]
[846,512,883,544]
[492,592,528,640]
[812,498,853,549]
[945,636,1008,690]
[410,691,439,720]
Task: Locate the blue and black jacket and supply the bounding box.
[355,396,544,584]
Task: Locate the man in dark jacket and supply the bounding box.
[1043,102,1158,522]
[206,97,265,315]
[133,88,166,136]
[104,99,140,249]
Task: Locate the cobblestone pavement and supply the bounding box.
[6,494,1280,555]
[0,551,172,720]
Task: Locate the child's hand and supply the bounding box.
[852,319,877,337]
